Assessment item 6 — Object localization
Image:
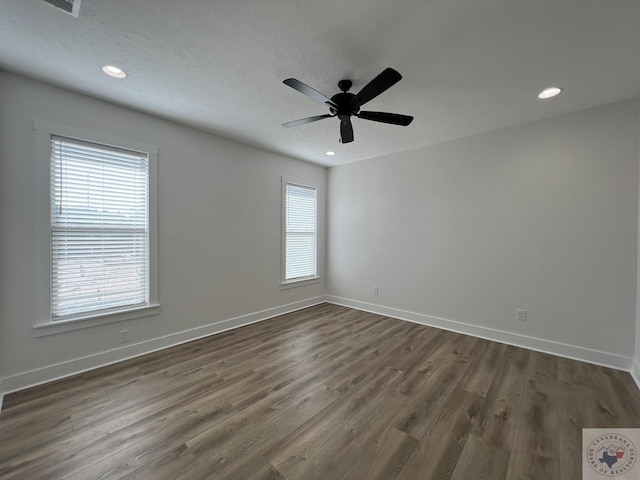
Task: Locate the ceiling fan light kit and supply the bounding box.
[282,67,413,144]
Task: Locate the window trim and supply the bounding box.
[33,121,159,336]
[281,178,319,288]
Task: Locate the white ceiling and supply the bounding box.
[1,0,640,167]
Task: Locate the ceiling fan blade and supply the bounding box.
[282,114,334,128]
[339,115,354,143]
[357,111,414,126]
[351,68,402,108]
[283,78,338,109]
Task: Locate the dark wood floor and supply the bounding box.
[2,304,640,479]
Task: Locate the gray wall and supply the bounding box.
[0,71,326,392]
[328,100,639,363]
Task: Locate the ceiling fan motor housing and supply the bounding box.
[330,91,358,116]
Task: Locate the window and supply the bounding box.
[50,137,150,319]
[34,122,158,334]
[283,182,318,283]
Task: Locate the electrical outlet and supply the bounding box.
[373,286,379,295]
[516,309,526,322]
[120,329,130,343]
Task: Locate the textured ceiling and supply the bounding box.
[1,0,640,166]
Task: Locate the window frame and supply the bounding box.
[33,121,159,336]
[281,178,320,288]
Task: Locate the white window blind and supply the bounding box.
[50,136,150,320]
[285,183,317,281]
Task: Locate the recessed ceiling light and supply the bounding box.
[325,151,336,156]
[538,86,562,99]
[101,65,127,79]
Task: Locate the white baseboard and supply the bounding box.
[2,295,637,413]
[0,296,326,409]
[632,359,640,391]
[326,296,633,372]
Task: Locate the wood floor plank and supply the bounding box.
[505,453,559,480]
[512,351,560,458]
[339,425,418,480]
[457,341,506,397]
[206,453,285,480]
[472,347,530,449]
[184,381,338,460]
[284,388,407,480]
[0,411,73,458]
[178,384,339,480]
[0,374,88,411]
[505,353,561,480]
[558,355,607,389]
[2,304,640,480]
[395,388,484,480]
[449,434,510,480]
[1,376,236,479]
[0,381,109,421]
[68,368,228,431]
[388,330,449,397]
[117,445,199,480]
[264,368,403,477]
[559,383,594,480]
[392,356,472,439]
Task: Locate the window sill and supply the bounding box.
[280,277,321,290]
[33,304,161,337]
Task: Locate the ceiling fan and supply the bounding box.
[282,67,413,144]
